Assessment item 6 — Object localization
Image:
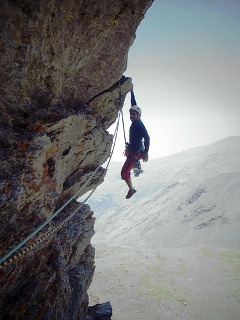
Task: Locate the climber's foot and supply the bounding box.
[126,188,136,199]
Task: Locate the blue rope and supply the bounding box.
[0,110,121,266]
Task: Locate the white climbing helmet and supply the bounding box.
[129,105,142,115]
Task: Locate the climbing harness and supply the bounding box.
[0,97,122,269]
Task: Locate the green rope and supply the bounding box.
[0,107,121,268]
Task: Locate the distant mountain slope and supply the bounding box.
[84,136,240,248]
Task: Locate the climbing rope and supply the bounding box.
[119,86,127,146]
[0,103,122,269]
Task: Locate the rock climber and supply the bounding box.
[121,90,150,199]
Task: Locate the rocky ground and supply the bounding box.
[89,243,240,320]
[87,138,240,319]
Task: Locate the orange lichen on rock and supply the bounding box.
[31,124,46,133]
[19,142,29,150]
[45,144,58,159]
[22,176,41,192]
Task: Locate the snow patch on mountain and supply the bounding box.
[81,136,240,249]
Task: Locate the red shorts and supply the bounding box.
[121,150,142,180]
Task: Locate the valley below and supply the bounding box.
[89,243,240,320]
[85,137,240,320]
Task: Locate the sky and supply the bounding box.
[109,0,240,161]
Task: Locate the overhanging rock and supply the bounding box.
[0,0,153,319]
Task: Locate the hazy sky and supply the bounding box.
[110,0,240,161]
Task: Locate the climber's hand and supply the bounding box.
[142,152,149,162]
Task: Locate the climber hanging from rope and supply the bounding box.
[121,88,150,199]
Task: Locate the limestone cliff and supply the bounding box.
[0,0,153,319]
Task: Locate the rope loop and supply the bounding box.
[0,101,122,268]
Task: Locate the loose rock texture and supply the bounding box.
[0,0,153,319]
[87,301,112,320]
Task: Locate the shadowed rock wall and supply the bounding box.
[0,0,153,319]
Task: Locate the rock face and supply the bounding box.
[0,0,153,319]
[87,301,112,320]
